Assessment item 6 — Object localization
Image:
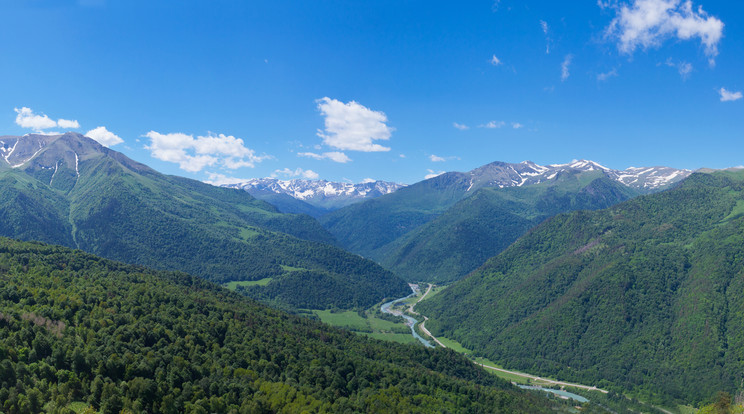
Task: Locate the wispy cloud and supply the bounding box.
[204,172,248,186]
[479,120,506,129]
[453,122,469,130]
[664,58,693,79]
[719,88,742,102]
[597,68,619,81]
[604,0,724,66]
[425,169,446,179]
[272,167,320,180]
[298,151,352,163]
[316,97,392,152]
[490,55,502,66]
[540,20,552,54]
[86,126,124,147]
[512,122,524,129]
[561,54,573,81]
[145,131,269,172]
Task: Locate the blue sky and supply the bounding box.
[1,0,741,184]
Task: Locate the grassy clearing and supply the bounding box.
[223,278,273,290]
[312,308,418,346]
[313,310,369,330]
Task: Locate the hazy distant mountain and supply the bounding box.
[320,159,690,261]
[0,133,409,310]
[419,170,744,404]
[223,178,405,217]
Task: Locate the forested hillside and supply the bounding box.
[419,171,744,405]
[0,133,409,310]
[380,171,637,283]
[0,237,556,413]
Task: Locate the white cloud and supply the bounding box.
[14,107,81,132]
[677,61,693,79]
[361,178,376,183]
[430,155,446,162]
[479,120,506,129]
[540,20,551,54]
[597,68,619,81]
[605,0,724,65]
[719,88,742,102]
[272,168,319,180]
[425,169,445,180]
[399,154,406,158]
[561,54,573,81]
[315,97,392,152]
[665,58,693,79]
[453,122,469,130]
[85,126,124,147]
[298,151,352,163]
[14,107,58,131]
[145,131,268,173]
[204,172,249,186]
[512,122,524,129]
[490,55,502,66]
[57,118,80,129]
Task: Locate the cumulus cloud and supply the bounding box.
[430,155,446,162]
[719,88,742,102]
[15,107,58,131]
[453,122,469,130]
[479,120,506,129]
[316,97,393,152]
[86,126,124,147]
[57,119,80,129]
[490,55,502,66]
[145,131,268,173]
[561,54,573,81]
[425,169,446,180]
[605,0,724,65]
[298,151,352,163]
[14,107,80,133]
[272,168,320,180]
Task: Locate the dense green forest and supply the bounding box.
[380,171,637,283]
[0,133,409,310]
[0,237,558,413]
[419,171,744,405]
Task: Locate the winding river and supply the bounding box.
[380,290,434,348]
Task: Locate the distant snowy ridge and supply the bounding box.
[223,178,405,209]
[464,159,692,191]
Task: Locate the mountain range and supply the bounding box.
[223,178,404,217]
[316,159,689,282]
[418,169,744,405]
[0,133,409,310]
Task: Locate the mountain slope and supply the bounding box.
[320,160,688,261]
[380,170,638,283]
[0,133,409,310]
[0,237,557,413]
[418,171,744,404]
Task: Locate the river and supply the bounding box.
[380,288,434,348]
